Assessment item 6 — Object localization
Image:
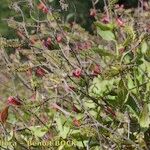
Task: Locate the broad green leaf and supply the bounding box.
[84,100,96,109]
[125,94,140,119]
[29,126,47,137]
[60,126,70,139]
[127,74,136,93]
[97,28,115,41]
[55,116,63,133]
[141,41,147,53]
[8,113,17,124]
[55,116,70,139]
[139,104,150,129]
[89,78,115,97]
[89,110,97,118]
[117,80,128,104]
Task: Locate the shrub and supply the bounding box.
[0,0,150,149]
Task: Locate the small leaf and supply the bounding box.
[144,49,150,62]
[97,28,115,41]
[92,47,114,57]
[29,126,47,137]
[95,21,114,31]
[125,94,140,119]
[139,104,150,129]
[141,41,147,53]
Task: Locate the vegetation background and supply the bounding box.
[0,0,139,37]
[0,0,150,150]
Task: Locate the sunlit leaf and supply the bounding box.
[95,21,115,31]
[29,126,47,137]
[97,28,115,41]
[139,104,150,129]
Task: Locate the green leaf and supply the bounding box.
[92,47,114,57]
[89,78,115,97]
[55,116,70,139]
[58,145,65,150]
[95,21,114,31]
[144,49,150,62]
[139,104,150,129]
[8,113,17,124]
[141,41,147,53]
[75,140,88,147]
[127,74,136,93]
[29,126,47,138]
[125,94,140,119]
[97,28,115,41]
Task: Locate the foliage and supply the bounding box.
[0,0,150,150]
[0,0,143,37]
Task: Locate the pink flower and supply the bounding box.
[7,96,22,106]
[73,118,80,127]
[120,4,124,9]
[72,68,82,78]
[115,4,120,9]
[42,7,49,14]
[90,9,97,17]
[119,47,125,53]
[102,16,110,24]
[30,93,36,101]
[116,18,124,27]
[35,67,46,77]
[56,35,63,43]
[92,64,101,76]
[43,37,51,48]
[115,4,124,10]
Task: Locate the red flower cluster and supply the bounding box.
[43,37,51,48]
[75,41,92,51]
[119,47,125,54]
[35,67,46,77]
[0,96,23,124]
[72,104,80,113]
[26,67,46,77]
[92,64,101,76]
[7,96,22,106]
